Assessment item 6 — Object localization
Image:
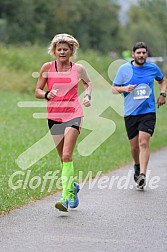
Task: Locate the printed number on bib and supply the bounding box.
[133,84,150,100]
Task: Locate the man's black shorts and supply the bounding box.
[124,113,156,140]
[48,117,82,135]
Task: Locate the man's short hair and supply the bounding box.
[132,42,148,52]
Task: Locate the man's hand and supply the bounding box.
[157,96,166,108]
[124,84,136,92]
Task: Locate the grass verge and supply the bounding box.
[0,89,167,214]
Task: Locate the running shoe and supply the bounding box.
[134,164,140,182]
[68,182,80,208]
[55,198,68,212]
[136,173,146,190]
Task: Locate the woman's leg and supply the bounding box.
[54,127,79,203]
[62,127,79,162]
[52,134,64,163]
[61,127,79,194]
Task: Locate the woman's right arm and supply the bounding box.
[35,62,51,99]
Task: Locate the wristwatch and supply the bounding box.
[160,92,166,98]
[45,91,50,100]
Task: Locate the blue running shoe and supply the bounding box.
[68,182,80,208]
[55,198,68,212]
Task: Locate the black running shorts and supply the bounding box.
[48,117,82,135]
[124,113,156,140]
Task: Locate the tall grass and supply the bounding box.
[0,44,111,93]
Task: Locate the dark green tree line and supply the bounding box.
[0,0,167,55]
[0,0,121,52]
[122,0,167,56]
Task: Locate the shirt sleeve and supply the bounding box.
[113,63,133,86]
[113,67,124,86]
[155,65,164,81]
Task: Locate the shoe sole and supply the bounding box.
[136,177,146,190]
[136,184,144,191]
[138,178,146,186]
[55,202,68,212]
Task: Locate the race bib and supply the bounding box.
[133,84,151,100]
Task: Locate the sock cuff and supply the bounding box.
[63,161,74,169]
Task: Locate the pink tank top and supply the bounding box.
[47,61,83,122]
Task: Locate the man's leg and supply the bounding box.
[134,131,151,189]
[129,135,139,165]
[129,135,140,182]
[138,131,151,175]
[124,115,140,167]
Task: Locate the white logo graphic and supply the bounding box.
[16,60,125,170]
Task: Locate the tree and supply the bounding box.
[0,0,122,53]
[122,0,167,56]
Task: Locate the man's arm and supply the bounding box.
[158,78,166,93]
[157,78,166,108]
[112,84,136,94]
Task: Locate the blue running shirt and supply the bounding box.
[113,61,164,116]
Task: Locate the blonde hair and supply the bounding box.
[48,33,79,57]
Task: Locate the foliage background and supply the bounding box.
[0,0,167,56]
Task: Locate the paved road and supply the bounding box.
[0,147,167,252]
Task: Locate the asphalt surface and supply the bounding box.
[0,147,167,252]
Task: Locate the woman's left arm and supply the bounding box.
[76,64,92,107]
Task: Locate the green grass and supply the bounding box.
[0,44,167,214]
[0,89,167,214]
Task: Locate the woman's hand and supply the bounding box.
[47,89,59,99]
[82,95,91,107]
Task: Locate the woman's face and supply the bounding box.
[55,42,72,62]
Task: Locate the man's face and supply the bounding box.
[132,48,148,66]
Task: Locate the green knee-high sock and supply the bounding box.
[61,161,74,200]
